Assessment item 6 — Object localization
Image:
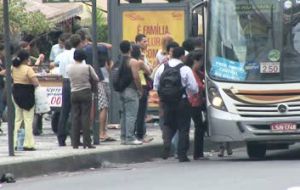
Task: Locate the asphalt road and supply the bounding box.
[3,144,300,190]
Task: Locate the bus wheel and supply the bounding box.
[51,111,60,134]
[247,143,267,159]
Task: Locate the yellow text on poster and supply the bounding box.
[123,10,185,67]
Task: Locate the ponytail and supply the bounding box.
[12,50,30,67]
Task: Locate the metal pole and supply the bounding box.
[3,0,15,156]
[92,0,99,145]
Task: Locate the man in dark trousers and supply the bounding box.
[57,34,83,146]
[134,34,152,143]
[153,47,198,162]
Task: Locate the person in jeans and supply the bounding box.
[120,45,145,145]
[153,47,198,162]
[67,49,99,149]
[12,50,39,151]
[134,34,152,143]
[185,50,206,160]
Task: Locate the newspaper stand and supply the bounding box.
[33,74,63,135]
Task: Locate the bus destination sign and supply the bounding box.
[42,0,91,2]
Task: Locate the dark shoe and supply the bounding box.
[59,142,66,147]
[84,145,96,149]
[58,138,66,146]
[218,146,225,157]
[73,146,79,149]
[179,157,190,162]
[162,148,171,160]
[23,147,36,151]
[193,154,204,160]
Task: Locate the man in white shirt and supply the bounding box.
[154,47,198,162]
[56,34,83,146]
[49,33,70,62]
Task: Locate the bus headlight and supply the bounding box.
[208,87,227,111]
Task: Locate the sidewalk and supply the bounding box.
[0,118,228,179]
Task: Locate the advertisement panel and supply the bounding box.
[123,10,186,108]
[123,10,185,67]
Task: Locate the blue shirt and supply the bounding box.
[83,44,109,81]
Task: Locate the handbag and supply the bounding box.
[89,66,98,93]
[34,86,50,114]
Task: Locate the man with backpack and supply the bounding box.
[153,47,198,162]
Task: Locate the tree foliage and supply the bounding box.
[82,6,108,42]
[0,0,53,40]
[96,9,108,42]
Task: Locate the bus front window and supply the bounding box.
[207,0,300,83]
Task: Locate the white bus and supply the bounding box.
[195,0,300,158]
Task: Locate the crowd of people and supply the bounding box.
[0,29,232,160]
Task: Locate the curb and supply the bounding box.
[0,143,163,179]
[0,140,245,179]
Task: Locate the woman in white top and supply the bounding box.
[155,34,174,65]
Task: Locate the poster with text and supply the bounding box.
[123,10,185,109]
[123,10,185,67]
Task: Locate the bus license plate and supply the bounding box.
[271,123,297,132]
[260,62,280,73]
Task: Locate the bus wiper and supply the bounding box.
[271,4,275,48]
[249,0,271,26]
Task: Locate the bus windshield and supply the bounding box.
[207,0,300,83]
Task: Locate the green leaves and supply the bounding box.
[0,0,53,39]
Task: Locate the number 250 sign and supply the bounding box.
[46,87,62,107]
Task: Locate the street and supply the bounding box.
[3,144,300,190]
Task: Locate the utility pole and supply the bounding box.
[3,0,15,156]
[92,0,99,145]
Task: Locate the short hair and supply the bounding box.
[18,41,29,49]
[172,47,185,59]
[166,41,179,53]
[73,49,87,62]
[58,33,71,43]
[120,40,131,54]
[135,34,146,43]
[12,49,30,67]
[182,38,195,52]
[193,36,203,49]
[75,28,88,41]
[70,34,82,48]
[185,50,203,68]
[64,40,72,50]
[131,45,141,60]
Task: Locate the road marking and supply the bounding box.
[287,187,300,190]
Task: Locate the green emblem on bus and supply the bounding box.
[268,50,281,62]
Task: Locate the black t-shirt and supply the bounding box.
[83,44,109,81]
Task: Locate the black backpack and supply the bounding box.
[158,63,185,104]
[112,55,133,92]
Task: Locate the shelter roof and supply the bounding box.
[25,0,83,23]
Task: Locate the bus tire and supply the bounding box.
[51,111,60,134]
[247,143,267,159]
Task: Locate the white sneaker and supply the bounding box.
[126,139,143,145]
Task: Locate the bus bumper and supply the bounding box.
[207,106,300,143]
